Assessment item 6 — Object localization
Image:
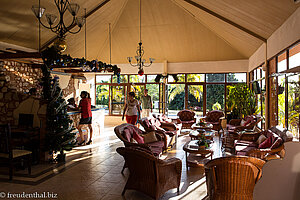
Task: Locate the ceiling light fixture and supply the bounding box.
[32,0,86,40]
[127,0,154,76]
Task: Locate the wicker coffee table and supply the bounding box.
[183,140,213,168]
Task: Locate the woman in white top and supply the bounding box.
[122,92,141,125]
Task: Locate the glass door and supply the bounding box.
[167,84,185,117]
[146,84,160,114]
[187,84,204,116]
[110,84,127,115]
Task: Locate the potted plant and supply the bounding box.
[197,133,209,149]
[226,83,257,119]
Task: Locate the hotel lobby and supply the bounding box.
[0,0,300,199]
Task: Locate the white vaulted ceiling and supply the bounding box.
[0,0,299,64]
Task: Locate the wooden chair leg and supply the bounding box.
[28,154,32,175]
[9,160,13,180]
[121,162,127,174]
[122,188,126,196]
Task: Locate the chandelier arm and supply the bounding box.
[67,26,82,34]
[37,18,54,30]
[128,62,139,67]
[143,63,153,67]
[62,0,69,13]
[64,16,76,30]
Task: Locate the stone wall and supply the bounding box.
[0,60,42,94]
[0,71,29,125]
[0,60,43,125]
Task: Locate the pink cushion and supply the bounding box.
[258,136,272,149]
[145,118,151,128]
[122,129,132,142]
[132,130,144,144]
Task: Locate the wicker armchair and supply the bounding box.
[177,109,196,129]
[139,117,178,150]
[114,123,165,156]
[205,156,265,200]
[204,110,225,133]
[227,116,262,138]
[117,146,182,200]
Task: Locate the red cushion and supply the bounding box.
[132,130,144,144]
[270,137,283,149]
[258,136,272,149]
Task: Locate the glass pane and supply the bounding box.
[277,52,287,73]
[167,84,185,116]
[187,74,204,82]
[96,75,111,83]
[112,75,128,83]
[111,85,126,115]
[187,85,203,116]
[289,43,300,69]
[262,69,265,79]
[227,73,247,82]
[278,76,286,127]
[288,75,300,139]
[96,85,109,112]
[254,70,257,81]
[130,85,144,100]
[206,84,225,111]
[147,84,160,114]
[129,75,145,83]
[257,69,261,79]
[147,75,157,83]
[206,74,225,82]
[168,74,185,82]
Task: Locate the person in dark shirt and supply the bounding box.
[77,91,93,145]
[67,98,78,111]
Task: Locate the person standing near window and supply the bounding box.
[122,92,141,125]
[140,89,152,118]
[78,91,93,145]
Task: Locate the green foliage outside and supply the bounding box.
[288,79,300,135]
[96,85,109,109]
[226,83,257,119]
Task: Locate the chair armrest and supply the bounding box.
[158,157,182,173]
[246,145,284,160]
[160,122,177,131]
[172,118,181,124]
[125,142,152,152]
[239,132,261,141]
[229,119,242,126]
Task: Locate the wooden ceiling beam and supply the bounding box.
[183,0,267,42]
[41,0,111,50]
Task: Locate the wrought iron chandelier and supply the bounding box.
[31,0,86,39]
[127,0,154,76]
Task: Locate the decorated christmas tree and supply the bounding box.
[40,52,76,161]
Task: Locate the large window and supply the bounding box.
[251,41,300,139]
[95,72,247,116]
[277,52,287,127]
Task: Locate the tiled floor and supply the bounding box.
[0,126,224,200]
